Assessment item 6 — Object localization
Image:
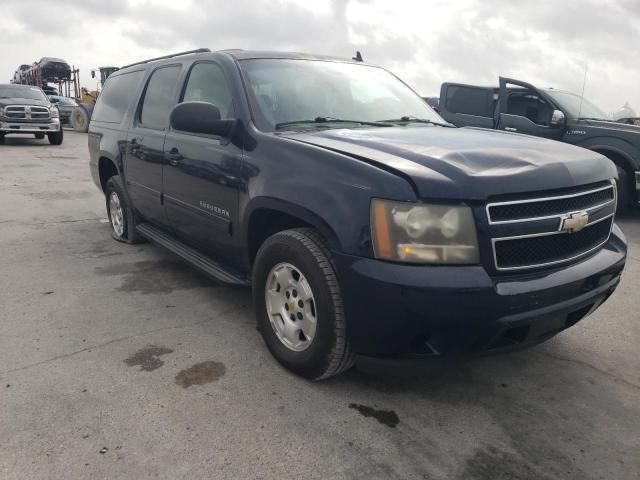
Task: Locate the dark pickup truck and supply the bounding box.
[89,49,626,379]
[438,77,640,208]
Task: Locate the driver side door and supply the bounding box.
[497,77,564,141]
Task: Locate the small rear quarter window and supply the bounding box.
[92,70,144,123]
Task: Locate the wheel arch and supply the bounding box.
[98,155,120,193]
[244,198,343,267]
[589,145,635,174]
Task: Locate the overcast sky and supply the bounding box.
[2,0,638,115]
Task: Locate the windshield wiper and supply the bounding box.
[275,116,393,130]
[380,116,454,127]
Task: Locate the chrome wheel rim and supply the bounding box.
[109,191,124,237]
[265,262,317,352]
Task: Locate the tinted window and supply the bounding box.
[92,70,144,123]
[182,63,234,118]
[445,85,493,117]
[139,65,181,130]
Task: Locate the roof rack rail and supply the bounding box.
[121,48,211,69]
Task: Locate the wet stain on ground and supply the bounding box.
[124,345,174,371]
[349,403,399,428]
[175,361,226,388]
[459,446,553,480]
[94,260,215,294]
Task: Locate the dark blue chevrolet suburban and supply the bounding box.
[88,49,627,379]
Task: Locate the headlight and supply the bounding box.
[50,106,59,118]
[371,199,479,264]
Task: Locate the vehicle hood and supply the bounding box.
[282,126,616,200]
[0,97,50,108]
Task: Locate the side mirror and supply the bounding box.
[550,109,565,127]
[91,70,96,79]
[170,101,235,137]
[50,97,60,103]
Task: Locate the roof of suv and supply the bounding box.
[116,48,367,74]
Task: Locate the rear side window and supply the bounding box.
[139,65,181,130]
[182,63,234,118]
[445,85,493,117]
[92,70,144,123]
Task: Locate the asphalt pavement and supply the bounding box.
[1,131,638,480]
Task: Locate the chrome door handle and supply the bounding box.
[505,127,517,132]
[166,148,183,166]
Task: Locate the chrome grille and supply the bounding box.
[487,182,616,271]
[487,183,615,223]
[4,105,51,120]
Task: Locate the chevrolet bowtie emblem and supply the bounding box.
[560,211,589,233]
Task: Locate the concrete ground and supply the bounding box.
[0,130,638,480]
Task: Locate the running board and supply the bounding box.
[136,223,250,286]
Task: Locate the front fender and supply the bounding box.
[239,131,417,258]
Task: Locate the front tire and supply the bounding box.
[253,228,354,380]
[616,166,631,211]
[47,129,63,145]
[105,176,142,244]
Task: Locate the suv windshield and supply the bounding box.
[546,90,610,121]
[239,59,444,131]
[0,86,47,101]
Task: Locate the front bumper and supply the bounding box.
[335,224,627,361]
[0,119,60,134]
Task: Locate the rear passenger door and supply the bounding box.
[124,64,181,228]
[439,83,495,128]
[163,61,242,263]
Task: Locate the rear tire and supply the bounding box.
[105,176,143,244]
[253,228,354,380]
[47,129,63,145]
[34,133,45,139]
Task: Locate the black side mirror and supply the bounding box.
[91,70,96,79]
[170,101,235,137]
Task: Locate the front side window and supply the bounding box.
[92,70,144,123]
[239,59,444,131]
[182,62,234,118]
[506,92,553,126]
[139,65,181,130]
